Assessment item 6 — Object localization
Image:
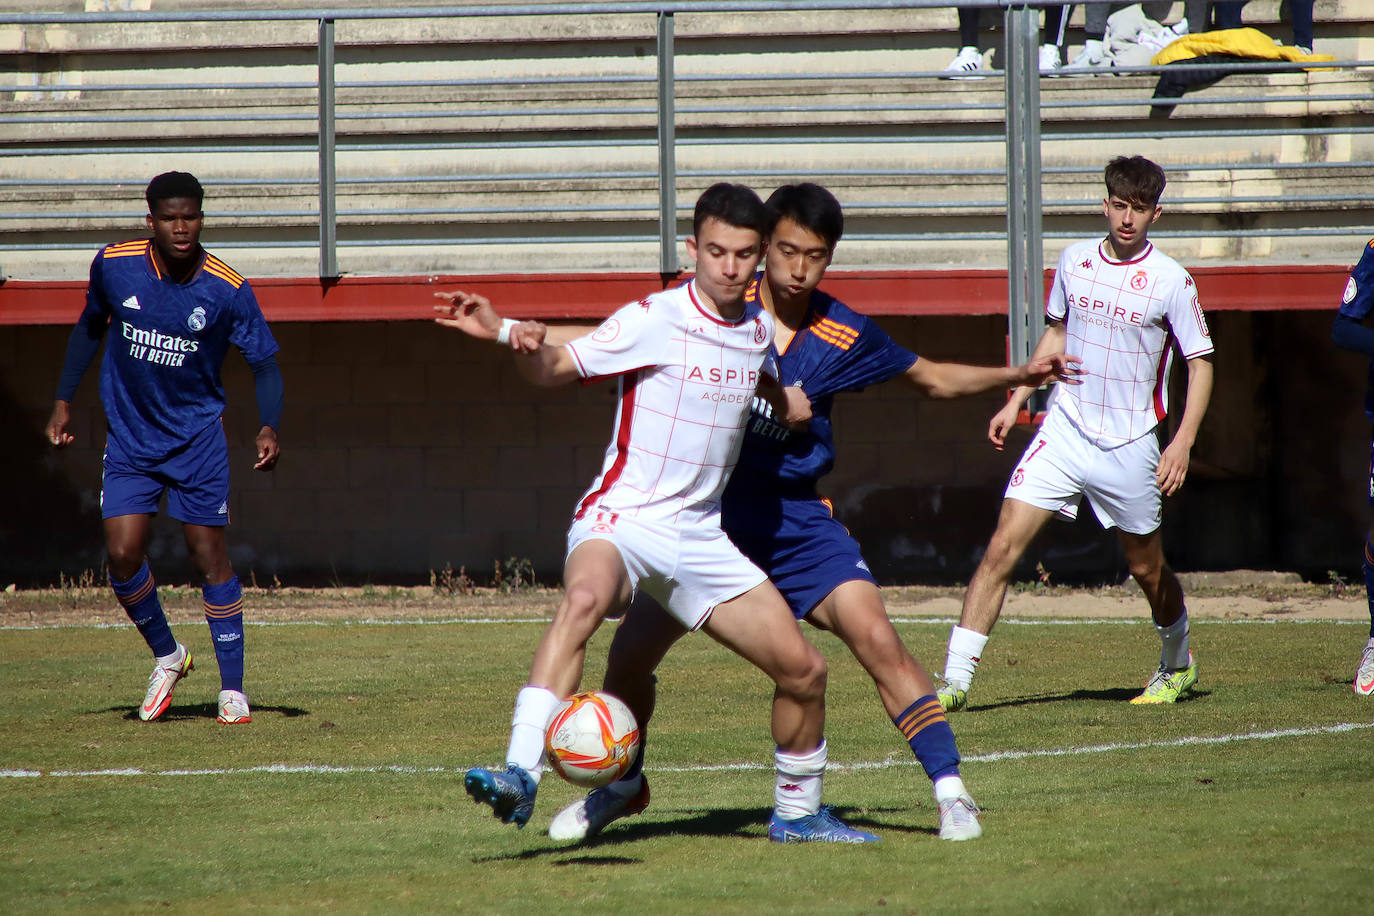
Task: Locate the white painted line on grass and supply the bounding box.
[4,721,1370,780]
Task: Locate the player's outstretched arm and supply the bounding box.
[902,352,1082,399]
[434,290,589,353]
[1157,354,1214,496]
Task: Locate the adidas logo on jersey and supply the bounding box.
[121,295,141,310]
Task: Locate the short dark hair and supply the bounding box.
[765,183,844,251]
[1104,156,1166,208]
[145,171,204,211]
[692,182,770,238]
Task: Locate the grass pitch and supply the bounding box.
[2,606,1371,914]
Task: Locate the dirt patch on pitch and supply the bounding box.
[1,576,1366,628]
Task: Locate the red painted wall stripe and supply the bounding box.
[0,265,1353,326]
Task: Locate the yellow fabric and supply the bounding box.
[1151,28,1337,66]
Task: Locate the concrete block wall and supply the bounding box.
[4,304,1366,589]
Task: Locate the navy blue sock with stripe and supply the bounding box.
[1363,540,1374,639]
[203,576,245,692]
[111,561,177,658]
[893,695,961,782]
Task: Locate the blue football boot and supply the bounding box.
[767,806,881,844]
[464,764,537,828]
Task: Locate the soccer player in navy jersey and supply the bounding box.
[46,171,283,725]
[1332,238,1374,696]
[545,183,1081,844]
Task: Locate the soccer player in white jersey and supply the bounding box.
[938,155,1215,710]
[436,183,881,843]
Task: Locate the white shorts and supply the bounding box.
[1003,407,1162,535]
[566,508,768,631]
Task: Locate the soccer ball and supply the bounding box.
[545,690,640,789]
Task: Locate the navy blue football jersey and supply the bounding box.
[81,240,278,462]
[1338,239,1374,420]
[728,274,918,490]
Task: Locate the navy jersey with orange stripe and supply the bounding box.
[77,240,278,463]
[721,275,917,617]
[1337,238,1374,420]
[727,273,917,490]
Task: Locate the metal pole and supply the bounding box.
[1004,4,1045,409]
[318,17,339,279]
[657,10,678,276]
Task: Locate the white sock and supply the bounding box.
[1157,611,1190,671]
[943,626,989,691]
[505,685,562,780]
[933,774,969,805]
[774,741,826,821]
[155,644,184,668]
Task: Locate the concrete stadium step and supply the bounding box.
[2,1,1371,280]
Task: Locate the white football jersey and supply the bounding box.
[565,280,777,525]
[1045,239,1213,448]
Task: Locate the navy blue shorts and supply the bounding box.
[724,492,877,620]
[101,420,231,526]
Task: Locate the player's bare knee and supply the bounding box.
[1128,555,1166,587]
[979,535,1023,579]
[105,545,142,579]
[557,581,613,628]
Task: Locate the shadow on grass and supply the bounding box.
[99,703,311,721]
[969,686,1211,710]
[472,804,910,863]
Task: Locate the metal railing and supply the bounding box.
[2,1,1371,355]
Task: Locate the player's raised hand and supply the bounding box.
[433,290,502,340]
[45,400,75,448]
[1019,352,1084,387]
[1156,437,1191,495]
[988,399,1021,450]
[253,426,280,471]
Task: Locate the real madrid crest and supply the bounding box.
[187,306,207,332]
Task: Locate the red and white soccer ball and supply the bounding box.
[544,690,640,789]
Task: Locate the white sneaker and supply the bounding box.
[1067,40,1111,73]
[938,794,983,841]
[217,689,252,724]
[942,46,985,80]
[139,644,192,721]
[1038,44,1062,73]
[1354,644,1374,696]
[548,777,650,842]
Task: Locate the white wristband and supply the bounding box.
[496,318,518,345]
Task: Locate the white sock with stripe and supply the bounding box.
[943,626,989,691]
